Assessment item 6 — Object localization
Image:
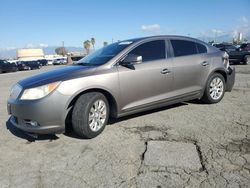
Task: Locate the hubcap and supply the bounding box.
[88,100,107,132]
[246,57,250,64]
[209,77,224,100]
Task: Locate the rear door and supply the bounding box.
[117,40,173,112]
[169,39,209,96]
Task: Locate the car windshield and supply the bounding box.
[76,41,133,66]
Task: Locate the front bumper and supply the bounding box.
[7,91,71,134]
[226,66,235,92]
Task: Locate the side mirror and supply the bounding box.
[120,54,142,69]
[122,54,142,64]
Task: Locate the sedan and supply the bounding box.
[0,60,18,73]
[18,61,42,70]
[17,62,31,71]
[7,36,235,138]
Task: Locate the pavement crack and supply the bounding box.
[137,141,148,175]
[194,141,208,175]
[141,141,148,162]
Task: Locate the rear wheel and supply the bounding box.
[244,55,250,65]
[72,92,109,138]
[201,73,225,104]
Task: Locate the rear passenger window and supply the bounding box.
[196,43,207,54]
[128,40,166,62]
[171,40,197,57]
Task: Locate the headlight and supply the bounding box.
[20,82,61,100]
[222,52,230,69]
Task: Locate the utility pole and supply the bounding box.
[62,41,65,56]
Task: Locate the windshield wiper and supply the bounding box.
[74,62,95,66]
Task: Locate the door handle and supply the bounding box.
[201,61,209,66]
[161,68,171,74]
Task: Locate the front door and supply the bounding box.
[117,40,173,112]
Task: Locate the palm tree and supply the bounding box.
[103,41,108,47]
[91,37,95,50]
[84,40,91,54]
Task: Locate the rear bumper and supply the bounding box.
[226,66,235,92]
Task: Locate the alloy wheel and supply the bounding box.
[209,77,224,100]
[88,100,107,132]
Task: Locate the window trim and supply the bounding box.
[116,39,168,66]
[196,42,208,54]
[169,39,208,58]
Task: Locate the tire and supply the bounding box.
[244,55,250,65]
[201,73,226,104]
[72,92,109,138]
[0,69,2,74]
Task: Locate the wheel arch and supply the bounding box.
[201,68,227,97]
[213,69,227,83]
[66,88,119,119]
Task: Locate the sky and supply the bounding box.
[0,0,250,49]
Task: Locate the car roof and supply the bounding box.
[118,35,211,46]
[122,35,206,44]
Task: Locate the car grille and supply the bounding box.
[9,84,22,100]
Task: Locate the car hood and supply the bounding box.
[18,65,96,88]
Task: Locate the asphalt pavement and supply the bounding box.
[0,65,249,187]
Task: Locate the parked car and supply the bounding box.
[18,61,42,70]
[53,58,67,65]
[17,61,31,71]
[7,36,235,138]
[214,43,250,64]
[37,59,48,66]
[47,59,54,65]
[0,59,18,73]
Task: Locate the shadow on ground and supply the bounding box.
[6,102,188,141]
[108,102,187,124]
[6,118,59,142]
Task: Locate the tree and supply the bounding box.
[103,41,108,47]
[91,37,95,50]
[55,47,67,56]
[84,40,91,54]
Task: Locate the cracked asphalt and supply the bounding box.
[0,65,249,188]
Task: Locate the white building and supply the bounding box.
[17,48,44,61]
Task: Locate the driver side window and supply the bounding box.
[128,40,166,62]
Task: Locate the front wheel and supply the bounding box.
[244,55,250,65]
[72,92,109,138]
[201,73,225,104]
